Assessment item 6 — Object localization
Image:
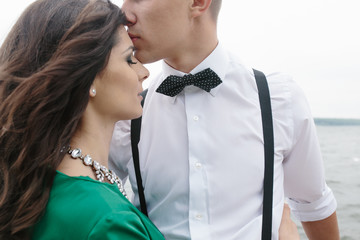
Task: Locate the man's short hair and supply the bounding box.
[210,0,222,21]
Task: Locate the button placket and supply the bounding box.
[185,90,211,239]
[195,214,203,221]
[195,162,202,169]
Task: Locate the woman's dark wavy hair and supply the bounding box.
[0,0,126,238]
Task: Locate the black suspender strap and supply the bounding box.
[131,89,148,216]
[254,69,275,240]
[131,71,274,239]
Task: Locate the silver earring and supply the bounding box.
[91,89,96,96]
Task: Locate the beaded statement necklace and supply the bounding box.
[67,147,127,199]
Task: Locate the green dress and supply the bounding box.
[32,171,164,240]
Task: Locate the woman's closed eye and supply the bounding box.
[127,53,137,65]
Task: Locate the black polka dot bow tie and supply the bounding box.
[156,68,222,97]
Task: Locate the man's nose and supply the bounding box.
[121,1,136,25]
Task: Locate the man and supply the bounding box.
[109,0,340,239]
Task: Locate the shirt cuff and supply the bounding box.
[287,186,337,222]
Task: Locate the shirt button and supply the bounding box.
[193,116,199,121]
[195,214,203,220]
[195,162,202,169]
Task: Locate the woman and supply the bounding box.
[0,0,164,239]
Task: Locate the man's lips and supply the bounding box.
[128,33,139,42]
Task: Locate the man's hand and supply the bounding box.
[279,204,300,240]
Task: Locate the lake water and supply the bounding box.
[295,120,360,239]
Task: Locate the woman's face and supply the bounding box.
[90,27,149,122]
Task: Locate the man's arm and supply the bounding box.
[109,120,133,180]
[302,211,340,240]
[282,78,339,239]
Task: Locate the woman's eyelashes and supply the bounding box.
[127,53,137,65]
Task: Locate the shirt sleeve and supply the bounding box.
[109,120,132,182]
[88,212,152,240]
[283,78,337,222]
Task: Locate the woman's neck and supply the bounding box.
[58,115,115,178]
[70,125,113,167]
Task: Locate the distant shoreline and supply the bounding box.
[314,118,360,126]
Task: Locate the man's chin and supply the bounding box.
[135,52,161,64]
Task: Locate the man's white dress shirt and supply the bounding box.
[109,43,337,240]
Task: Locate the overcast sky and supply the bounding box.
[1,0,359,119]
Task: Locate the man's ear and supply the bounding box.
[189,0,212,18]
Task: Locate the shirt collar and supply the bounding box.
[159,43,229,103]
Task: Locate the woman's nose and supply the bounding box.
[138,64,149,83]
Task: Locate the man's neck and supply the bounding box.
[164,32,218,73]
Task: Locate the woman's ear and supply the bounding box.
[89,76,100,97]
[189,0,212,18]
[89,88,96,97]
